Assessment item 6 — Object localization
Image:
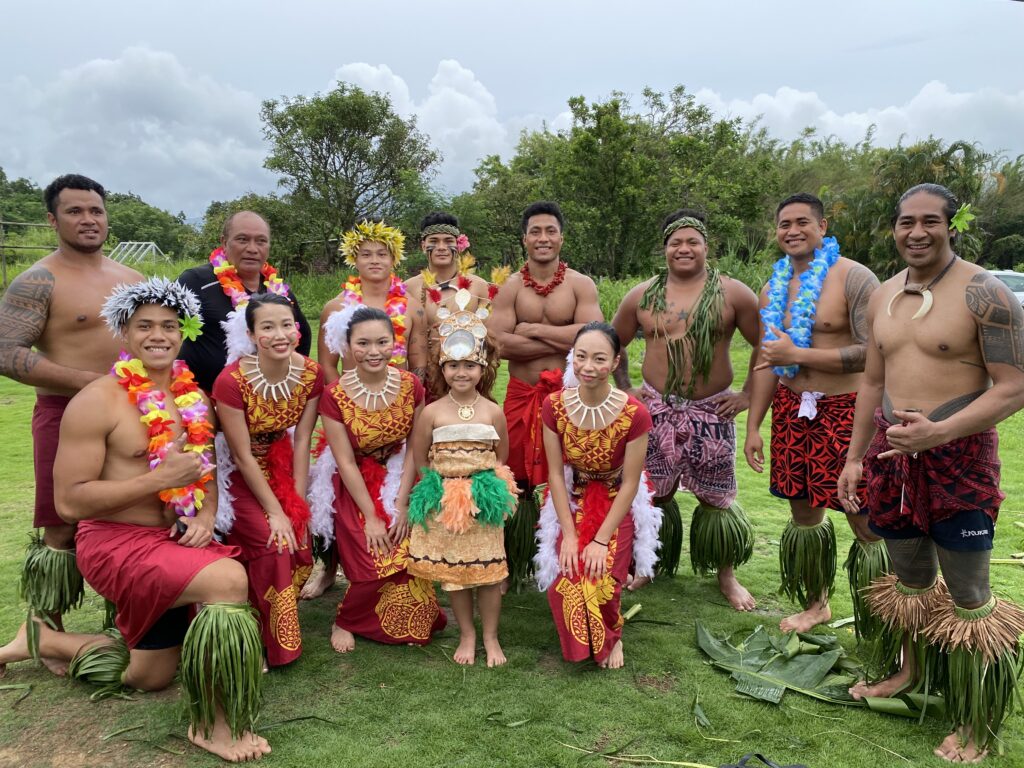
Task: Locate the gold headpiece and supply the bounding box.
[339,220,406,267]
[437,288,492,366]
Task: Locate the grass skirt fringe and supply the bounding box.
[505,487,540,590]
[654,496,683,577]
[689,502,753,576]
[180,602,264,740]
[20,533,84,617]
[68,629,129,700]
[926,597,1024,750]
[845,539,896,676]
[778,517,836,608]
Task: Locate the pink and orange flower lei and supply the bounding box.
[209,247,290,308]
[340,273,408,365]
[112,354,215,517]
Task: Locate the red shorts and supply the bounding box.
[769,385,864,511]
[76,520,241,649]
[32,395,71,528]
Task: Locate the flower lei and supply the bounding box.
[521,260,567,296]
[340,273,408,365]
[112,354,215,516]
[760,236,841,378]
[209,247,290,308]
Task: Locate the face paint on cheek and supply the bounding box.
[257,335,274,349]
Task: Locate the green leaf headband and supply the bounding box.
[663,216,708,243]
[421,223,461,239]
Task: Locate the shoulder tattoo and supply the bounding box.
[965,273,1024,372]
[844,264,879,345]
[0,267,55,379]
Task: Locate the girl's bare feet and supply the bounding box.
[330,626,355,654]
[626,575,651,592]
[299,562,335,600]
[483,636,506,667]
[599,640,624,669]
[453,634,476,665]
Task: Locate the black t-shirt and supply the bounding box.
[176,263,313,393]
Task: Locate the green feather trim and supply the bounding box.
[638,268,724,399]
[654,495,683,577]
[504,489,540,591]
[408,468,444,528]
[778,517,836,608]
[689,502,754,576]
[180,602,263,740]
[943,644,1023,750]
[68,629,129,701]
[470,470,515,528]
[20,533,84,616]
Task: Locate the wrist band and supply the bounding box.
[592,539,609,547]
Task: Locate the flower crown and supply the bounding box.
[339,220,406,267]
[101,277,204,341]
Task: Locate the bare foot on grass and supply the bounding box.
[935,730,987,763]
[0,622,31,676]
[599,640,624,669]
[626,575,651,592]
[718,569,756,611]
[453,635,476,665]
[299,562,335,600]
[330,626,355,654]
[188,722,271,763]
[780,600,831,633]
[849,663,915,700]
[483,636,506,667]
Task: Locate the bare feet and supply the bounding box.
[330,626,355,654]
[599,640,624,670]
[188,722,271,763]
[626,575,652,592]
[780,600,831,633]
[718,568,756,611]
[453,634,476,665]
[41,656,69,676]
[299,562,335,600]
[0,623,31,676]
[483,636,506,668]
[849,663,915,700]
[934,730,987,763]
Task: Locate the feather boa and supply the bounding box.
[307,449,338,544]
[214,431,238,533]
[533,467,661,591]
[380,447,405,528]
[222,309,255,365]
[264,435,310,541]
[323,302,361,357]
[562,348,579,388]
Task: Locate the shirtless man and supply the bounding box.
[487,201,603,589]
[838,184,1024,763]
[0,279,270,762]
[743,193,883,634]
[304,221,427,598]
[612,210,760,610]
[0,174,141,649]
[403,211,490,396]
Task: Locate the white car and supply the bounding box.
[989,270,1024,306]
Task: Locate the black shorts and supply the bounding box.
[869,508,995,552]
[135,605,190,650]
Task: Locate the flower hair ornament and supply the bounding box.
[339,220,406,267]
[101,277,204,340]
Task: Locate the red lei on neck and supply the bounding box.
[521,260,567,296]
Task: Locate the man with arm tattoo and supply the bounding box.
[838,184,1024,763]
[611,209,760,610]
[743,192,884,636]
[0,174,142,661]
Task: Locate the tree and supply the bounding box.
[260,83,440,268]
[105,192,193,257]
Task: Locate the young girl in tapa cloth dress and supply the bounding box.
[535,322,661,669]
[400,288,518,667]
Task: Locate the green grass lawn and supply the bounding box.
[1,339,1022,768]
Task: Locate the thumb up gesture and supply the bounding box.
[154,433,203,488]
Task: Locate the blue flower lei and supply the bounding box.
[760,236,841,378]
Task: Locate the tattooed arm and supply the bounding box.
[0,267,99,391]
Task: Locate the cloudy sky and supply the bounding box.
[2,0,1022,219]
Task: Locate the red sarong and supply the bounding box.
[76,520,241,649]
[503,370,563,486]
[864,409,1003,536]
[546,499,634,665]
[769,384,864,511]
[225,468,313,667]
[32,394,71,528]
[333,465,446,644]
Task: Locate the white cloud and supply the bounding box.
[694,81,1024,158]
[0,47,272,218]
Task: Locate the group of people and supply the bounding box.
[0,173,1021,764]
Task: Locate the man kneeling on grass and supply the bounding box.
[0,278,269,763]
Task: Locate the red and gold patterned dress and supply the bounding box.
[212,355,323,667]
[537,391,653,665]
[317,369,446,644]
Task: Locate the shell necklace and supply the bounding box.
[343,367,400,411]
[886,254,957,320]
[449,391,481,421]
[564,386,623,430]
[242,354,303,401]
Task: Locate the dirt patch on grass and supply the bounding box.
[634,672,677,693]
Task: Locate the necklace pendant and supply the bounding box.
[457,404,475,421]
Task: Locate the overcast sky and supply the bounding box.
[2,0,1022,219]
